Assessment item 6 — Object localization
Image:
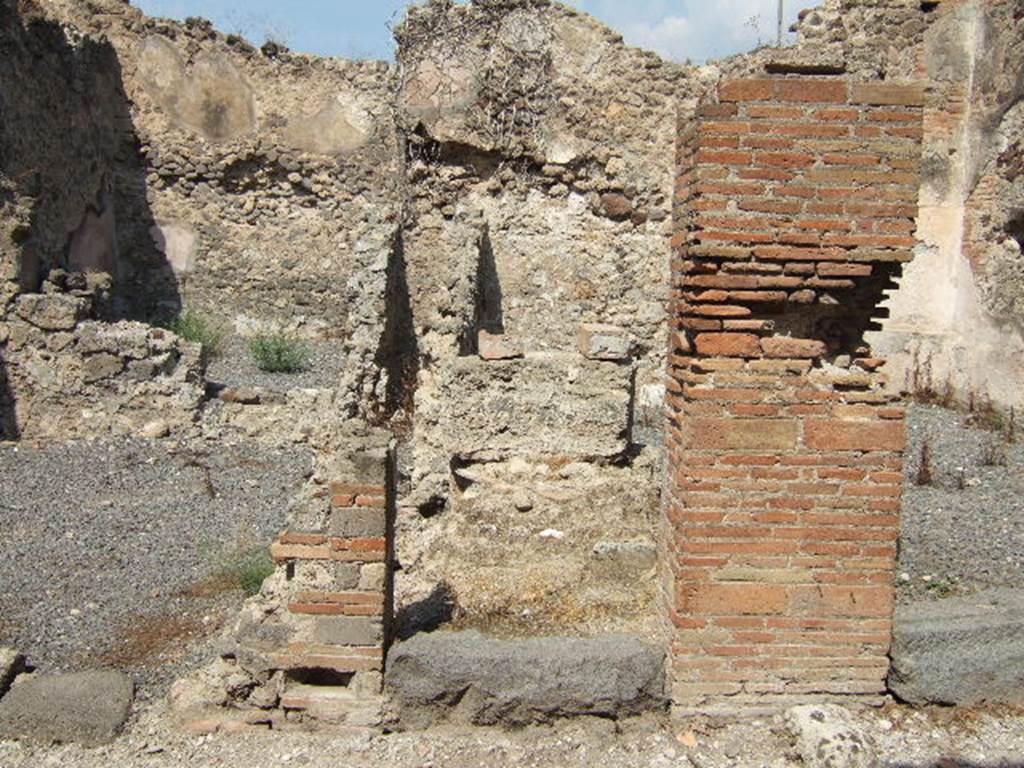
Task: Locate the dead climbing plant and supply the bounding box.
[393,0,555,157]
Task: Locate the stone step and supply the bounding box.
[280,683,382,727]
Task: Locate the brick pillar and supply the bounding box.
[663,77,924,713]
[267,432,394,723]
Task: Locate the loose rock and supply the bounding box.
[889,587,1024,706]
[0,648,25,698]
[785,704,878,768]
[0,670,134,746]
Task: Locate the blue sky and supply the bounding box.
[133,0,813,63]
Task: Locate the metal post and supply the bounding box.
[777,0,784,47]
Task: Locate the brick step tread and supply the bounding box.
[281,683,365,706]
[280,686,383,723]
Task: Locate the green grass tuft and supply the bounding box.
[165,310,226,358]
[217,546,276,596]
[249,331,309,373]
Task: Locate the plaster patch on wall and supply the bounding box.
[149,223,196,275]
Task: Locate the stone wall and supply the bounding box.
[382,0,703,637]
[0,0,203,439]
[2,273,203,438]
[37,2,403,343]
[665,76,924,713]
[732,0,1024,416]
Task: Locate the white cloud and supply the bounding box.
[562,0,817,63]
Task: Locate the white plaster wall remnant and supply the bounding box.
[284,92,376,155]
[149,223,196,275]
[871,0,1024,412]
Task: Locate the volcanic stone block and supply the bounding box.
[0,671,134,746]
[313,617,383,647]
[889,588,1024,706]
[425,353,632,460]
[386,631,666,728]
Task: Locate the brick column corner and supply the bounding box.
[662,76,924,714]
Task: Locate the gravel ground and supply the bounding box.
[205,336,347,391]
[2,402,1024,765]
[899,403,1024,603]
[0,436,311,699]
[1,702,1023,768]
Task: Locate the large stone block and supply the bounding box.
[14,294,87,331]
[889,588,1024,706]
[423,353,632,460]
[313,616,383,647]
[386,631,666,728]
[0,671,133,746]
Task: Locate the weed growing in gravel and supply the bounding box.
[966,393,1007,433]
[980,435,1009,467]
[914,439,934,486]
[249,331,309,373]
[216,546,276,596]
[925,576,957,598]
[165,310,226,358]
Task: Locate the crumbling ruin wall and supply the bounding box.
[172,423,395,731]
[0,0,203,439]
[665,76,923,713]
[872,0,1024,413]
[389,0,701,636]
[728,0,930,81]
[732,0,1024,415]
[38,1,403,341]
[2,0,700,632]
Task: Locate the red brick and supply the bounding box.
[741,136,796,150]
[823,153,881,166]
[818,262,873,277]
[813,108,858,121]
[739,200,803,215]
[775,80,849,103]
[695,149,753,165]
[686,418,798,450]
[694,332,762,358]
[721,454,780,466]
[850,82,926,107]
[682,583,788,614]
[804,420,906,452]
[796,218,853,232]
[754,152,815,168]
[750,122,850,137]
[746,104,805,119]
[700,103,739,117]
[788,585,895,618]
[719,79,774,102]
[278,532,328,546]
[737,167,796,181]
[760,337,827,359]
